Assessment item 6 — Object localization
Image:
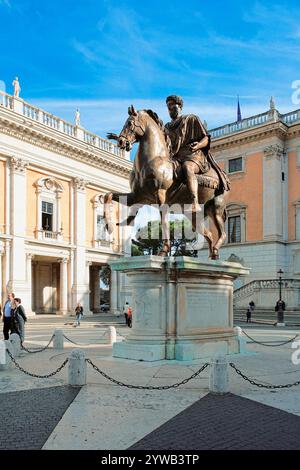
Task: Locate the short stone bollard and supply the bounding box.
[0,340,14,370]
[53,329,64,350]
[10,333,21,357]
[107,326,117,345]
[234,326,248,354]
[68,349,86,386]
[209,355,229,394]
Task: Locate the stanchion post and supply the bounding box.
[0,340,14,370]
[234,326,248,354]
[68,349,86,386]
[209,355,229,394]
[10,333,21,357]
[107,326,117,345]
[53,329,64,349]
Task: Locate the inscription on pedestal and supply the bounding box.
[185,289,228,328]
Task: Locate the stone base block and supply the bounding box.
[175,337,238,361]
[113,341,166,361]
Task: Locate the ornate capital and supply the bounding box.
[10,156,29,174]
[26,253,34,261]
[264,144,284,159]
[73,177,88,192]
[58,257,68,265]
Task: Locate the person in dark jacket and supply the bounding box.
[13,298,27,345]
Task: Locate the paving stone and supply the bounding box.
[129,393,300,450]
[0,385,80,450]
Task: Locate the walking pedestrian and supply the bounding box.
[75,303,83,326]
[127,306,132,328]
[246,300,255,323]
[123,301,129,325]
[13,298,27,346]
[2,293,14,340]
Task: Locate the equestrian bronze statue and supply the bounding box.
[105,95,230,259]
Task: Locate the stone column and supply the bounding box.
[59,258,68,315]
[110,269,118,314]
[263,145,285,241]
[10,157,30,309]
[72,178,92,315]
[26,254,34,315]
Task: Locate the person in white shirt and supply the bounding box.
[2,293,15,340]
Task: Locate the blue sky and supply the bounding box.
[1,0,300,137]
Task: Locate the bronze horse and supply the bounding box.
[104,106,227,259]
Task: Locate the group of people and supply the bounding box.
[1,292,27,345]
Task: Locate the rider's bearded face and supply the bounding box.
[167,101,182,120]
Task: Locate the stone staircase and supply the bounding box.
[233,278,300,313]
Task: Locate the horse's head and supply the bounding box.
[118,105,145,151]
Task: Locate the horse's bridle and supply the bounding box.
[119,116,145,151]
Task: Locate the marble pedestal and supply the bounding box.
[111,256,249,361]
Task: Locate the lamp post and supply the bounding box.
[278,268,283,301]
[276,269,285,326]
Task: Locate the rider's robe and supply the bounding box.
[165,114,230,194]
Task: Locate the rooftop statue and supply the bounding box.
[12,76,21,98]
[105,96,230,259]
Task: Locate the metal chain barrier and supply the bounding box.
[230,362,300,389]
[6,349,68,379]
[86,358,209,390]
[63,332,108,346]
[21,335,54,353]
[241,329,298,347]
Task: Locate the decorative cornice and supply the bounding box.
[10,156,29,174]
[0,116,132,178]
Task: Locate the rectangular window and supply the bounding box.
[42,201,53,231]
[228,157,243,173]
[228,216,241,243]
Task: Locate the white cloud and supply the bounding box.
[0,0,11,7]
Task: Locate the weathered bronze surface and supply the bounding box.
[105,96,230,259]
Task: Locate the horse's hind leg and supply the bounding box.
[191,210,214,258]
[209,196,227,259]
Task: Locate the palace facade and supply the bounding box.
[199,99,300,311]
[0,90,132,315]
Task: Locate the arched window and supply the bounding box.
[92,194,113,247]
[226,202,247,244]
[34,177,64,241]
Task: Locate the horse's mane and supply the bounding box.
[144,109,172,154]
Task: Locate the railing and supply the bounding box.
[0,91,126,159]
[234,279,300,302]
[210,108,300,139]
[23,103,40,121]
[282,110,300,124]
[0,90,13,110]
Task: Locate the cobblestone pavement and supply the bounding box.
[0,386,80,449]
[130,393,300,450]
